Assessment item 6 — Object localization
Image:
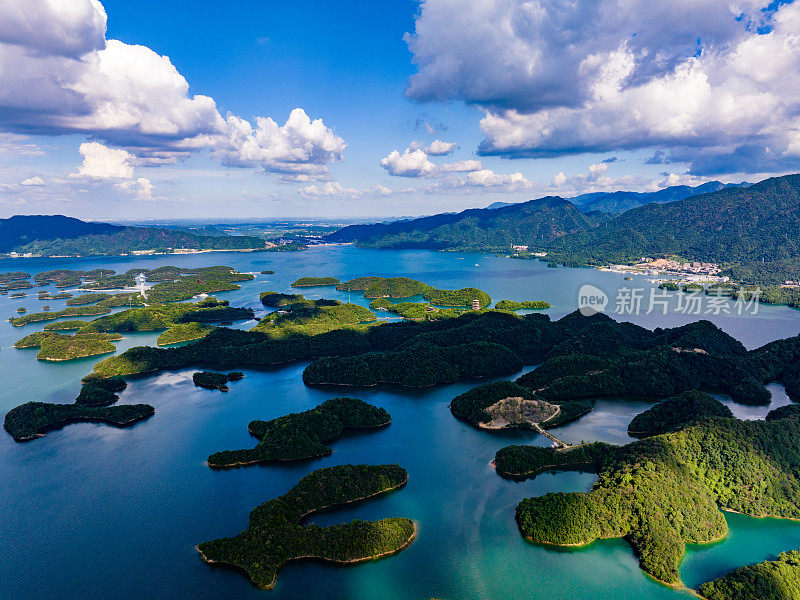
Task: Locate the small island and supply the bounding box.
[10,304,111,326]
[337,276,492,308]
[494,300,551,310]
[627,390,733,437]
[253,298,375,339]
[290,276,340,287]
[495,407,800,586]
[698,549,800,600]
[196,464,415,589]
[192,371,243,391]
[4,402,154,442]
[450,380,591,431]
[14,331,122,361]
[260,291,305,307]
[207,397,390,467]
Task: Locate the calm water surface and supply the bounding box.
[1,246,799,599]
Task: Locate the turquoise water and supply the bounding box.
[1,246,799,599]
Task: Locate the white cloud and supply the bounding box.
[20,176,45,186]
[406,0,800,175]
[0,0,345,180]
[116,177,154,200]
[380,147,482,177]
[409,139,457,155]
[427,168,533,193]
[299,182,400,199]
[73,142,134,179]
[550,163,651,194]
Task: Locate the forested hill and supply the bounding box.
[547,174,800,265]
[326,196,606,251]
[0,215,266,256]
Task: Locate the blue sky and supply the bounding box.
[1,0,799,219]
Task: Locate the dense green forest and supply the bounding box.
[699,549,800,600]
[627,391,733,437]
[253,299,375,339]
[76,375,128,406]
[504,410,800,585]
[303,341,522,387]
[156,322,214,345]
[196,464,414,589]
[207,397,390,467]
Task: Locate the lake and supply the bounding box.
[1,245,799,599]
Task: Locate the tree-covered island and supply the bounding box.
[291,276,341,287]
[699,549,800,600]
[336,276,491,308]
[196,464,415,589]
[494,406,800,587]
[207,397,390,467]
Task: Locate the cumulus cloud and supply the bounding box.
[0,0,344,180]
[73,142,134,179]
[406,0,800,175]
[380,147,482,177]
[20,176,45,186]
[427,168,533,193]
[409,139,457,155]
[551,162,652,194]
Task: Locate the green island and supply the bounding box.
[9,304,111,326]
[657,281,680,291]
[683,283,704,293]
[76,297,252,335]
[698,549,800,600]
[252,298,375,339]
[43,320,90,331]
[369,299,468,320]
[450,380,591,430]
[336,276,491,308]
[14,331,122,361]
[494,300,551,310]
[3,402,154,442]
[0,271,30,283]
[260,291,304,306]
[207,397,390,467]
[77,265,254,303]
[494,406,800,586]
[291,276,341,287]
[157,322,215,345]
[1,280,33,291]
[627,391,733,437]
[196,464,415,589]
[260,270,275,274]
[192,371,243,391]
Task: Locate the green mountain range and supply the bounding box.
[0,215,266,256]
[327,174,800,282]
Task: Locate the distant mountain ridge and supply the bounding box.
[326,174,800,281]
[327,196,608,250]
[571,181,748,214]
[0,215,266,256]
